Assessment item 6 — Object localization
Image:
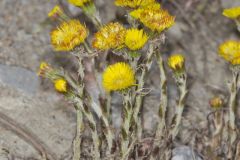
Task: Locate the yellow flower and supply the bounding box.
[68,0,91,7]
[54,79,67,93]
[48,5,63,18]
[218,40,240,65]
[38,62,51,76]
[130,6,175,32]
[209,97,223,109]
[92,22,126,50]
[115,0,157,8]
[51,19,88,51]
[102,62,135,91]
[223,6,240,19]
[168,54,185,71]
[125,29,148,50]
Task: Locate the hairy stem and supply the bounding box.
[72,106,84,160]
[228,71,239,145]
[75,98,101,159]
[170,73,188,139]
[133,43,154,139]
[155,53,168,138]
[150,53,168,160]
[121,91,133,159]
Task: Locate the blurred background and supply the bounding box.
[0,0,240,159]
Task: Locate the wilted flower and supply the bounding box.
[209,97,223,109]
[92,22,126,50]
[54,79,67,93]
[48,5,63,18]
[218,40,240,65]
[102,62,135,92]
[51,19,88,51]
[223,6,240,19]
[115,0,157,8]
[68,0,91,7]
[125,28,148,50]
[38,62,51,76]
[130,5,175,32]
[168,54,185,71]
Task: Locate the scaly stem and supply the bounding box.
[155,53,168,139]
[235,18,240,32]
[228,71,239,145]
[75,98,101,159]
[106,93,112,124]
[72,106,84,160]
[121,91,133,159]
[90,100,114,156]
[150,53,168,160]
[133,43,154,139]
[170,73,187,139]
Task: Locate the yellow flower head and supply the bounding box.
[130,6,175,32]
[54,79,67,93]
[218,40,240,65]
[51,19,88,51]
[115,0,157,8]
[38,62,51,76]
[125,28,148,50]
[168,54,185,71]
[102,62,135,92]
[68,0,91,7]
[92,22,126,50]
[223,6,240,19]
[48,5,63,18]
[209,97,223,109]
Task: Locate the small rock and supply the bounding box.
[0,64,39,94]
[221,0,240,8]
[172,146,202,160]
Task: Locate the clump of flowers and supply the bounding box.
[39,1,196,160]
[51,19,88,51]
[218,40,240,65]
[102,62,135,92]
[130,5,175,32]
[115,0,156,8]
[124,28,148,51]
[92,22,126,50]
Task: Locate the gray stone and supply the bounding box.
[221,0,240,8]
[0,64,39,94]
[172,146,202,160]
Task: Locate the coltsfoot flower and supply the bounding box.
[102,62,135,92]
[51,19,88,51]
[38,62,51,76]
[168,54,185,71]
[48,5,63,18]
[92,22,126,50]
[223,6,240,19]
[68,0,91,7]
[125,28,148,50]
[115,0,157,8]
[54,79,67,93]
[130,5,175,32]
[209,97,223,109]
[218,40,240,65]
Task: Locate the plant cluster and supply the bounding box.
[38,1,240,160]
